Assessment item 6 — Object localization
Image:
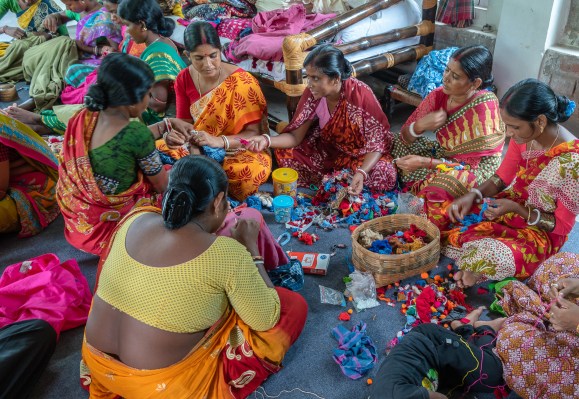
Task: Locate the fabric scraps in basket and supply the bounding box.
[362,224,428,255]
[332,322,378,380]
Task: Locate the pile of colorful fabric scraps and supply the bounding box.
[376,268,473,351]
[359,224,428,255]
[228,192,273,211]
[310,169,397,226]
[332,322,378,380]
[453,200,489,232]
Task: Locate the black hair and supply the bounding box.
[162,156,229,230]
[184,21,221,52]
[84,53,154,111]
[303,44,352,81]
[451,45,494,87]
[118,0,175,37]
[103,0,120,4]
[500,78,575,124]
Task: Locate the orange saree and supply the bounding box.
[161,69,271,200]
[56,109,161,255]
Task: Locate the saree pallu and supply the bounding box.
[0,114,59,237]
[141,40,187,84]
[496,252,579,399]
[82,287,307,398]
[275,78,396,191]
[56,109,161,255]
[444,140,579,281]
[158,70,271,200]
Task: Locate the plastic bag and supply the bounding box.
[320,285,347,306]
[345,270,380,311]
[396,192,424,215]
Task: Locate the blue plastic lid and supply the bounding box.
[273,195,294,208]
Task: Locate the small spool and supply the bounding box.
[0,83,18,102]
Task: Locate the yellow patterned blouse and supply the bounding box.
[96,213,281,333]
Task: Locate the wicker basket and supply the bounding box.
[351,214,440,287]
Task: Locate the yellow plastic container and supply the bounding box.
[272,167,298,198]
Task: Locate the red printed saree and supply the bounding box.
[444,140,579,281]
[56,109,161,255]
[275,78,396,191]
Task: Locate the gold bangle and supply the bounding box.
[526,205,533,224]
[489,174,505,191]
[576,323,579,335]
[252,255,264,261]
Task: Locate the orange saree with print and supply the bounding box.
[56,109,161,255]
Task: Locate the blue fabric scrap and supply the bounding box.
[332,322,378,380]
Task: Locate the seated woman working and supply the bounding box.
[496,252,579,399]
[81,156,308,398]
[246,44,397,196]
[0,113,59,237]
[17,0,186,133]
[57,53,169,256]
[447,79,578,287]
[393,46,504,226]
[160,21,271,201]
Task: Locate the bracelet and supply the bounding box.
[253,260,265,265]
[528,208,541,226]
[261,133,272,148]
[222,135,230,150]
[489,174,505,191]
[156,121,163,139]
[536,212,556,232]
[526,205,533,224]
[429,157,434,170]
[408,122,422,138]
[163,118,172,135]
[150,93,167,104]
[470,188,483,203]
[356,168,368,180]
[252,255,264,261]
[576,323,579,335]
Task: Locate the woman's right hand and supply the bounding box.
[230,218,260,253]
[4,27,26,39]
[551,278,579,299]
[448,192,477,223]
[42,14,60,33]
[415,109,448,133]
[246,135,269,152]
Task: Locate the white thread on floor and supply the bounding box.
[250,386,326,399]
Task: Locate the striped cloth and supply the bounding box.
[436,0,474,28]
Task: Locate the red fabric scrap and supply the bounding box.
[415,286,436,323]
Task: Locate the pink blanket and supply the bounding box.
[234,4,335,62]
[0,253,93,338]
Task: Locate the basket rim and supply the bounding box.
[351,214,440,259]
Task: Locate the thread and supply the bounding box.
[250,387,326,399]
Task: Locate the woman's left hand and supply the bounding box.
[395,155,429,173]
[348,172,364,195]
[550,297,579,332]
[190,130,222,148]
[483,198,517,220]
[169,118,195,137]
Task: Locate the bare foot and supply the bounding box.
[5,105,42,125]
[450,306,485,330]
[454,270,481,289]
[474,317,506,332]
[18,98,35,111]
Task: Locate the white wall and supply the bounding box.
[492,0,570,97]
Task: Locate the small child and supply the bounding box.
[370,308,506,399]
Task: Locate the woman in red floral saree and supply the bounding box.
[446,79,578,287]
[247,45,396,195]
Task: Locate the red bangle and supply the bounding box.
[429,157,434,169]
[356,168,369,180]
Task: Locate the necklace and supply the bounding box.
[196,68,222,95]
[191,219,206,232]
[525,125,560,170]
[147,35,162,47]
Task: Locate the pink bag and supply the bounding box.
[0,253,93,338]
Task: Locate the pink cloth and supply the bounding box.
[216,206,288,271]
[0,253,93,338]
[314,97,331,129]
[234,4,335,61]
[60,68,99,105]
[218,17,252,40]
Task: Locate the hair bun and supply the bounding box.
[159,17,176,38]
[162,184,196,230]
[84,84,107,111]
[556,95,576,123]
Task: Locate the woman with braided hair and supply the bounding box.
[81,155,307,398]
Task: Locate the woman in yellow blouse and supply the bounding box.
[81,155,307,398]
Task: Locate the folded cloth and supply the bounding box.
[234,4,335,61]
[332,322,378,379]
[268,258,305,291]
